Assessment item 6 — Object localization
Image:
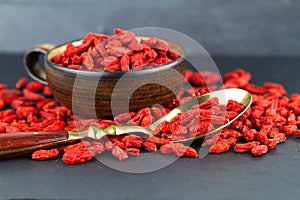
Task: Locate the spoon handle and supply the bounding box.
[0,131,69,151]
[0,139,77,159]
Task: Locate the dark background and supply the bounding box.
[1,1,300,200]
[0,0,299,56]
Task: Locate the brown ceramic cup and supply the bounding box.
[23,37,186,118]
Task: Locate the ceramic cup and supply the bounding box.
[23,37,186,118]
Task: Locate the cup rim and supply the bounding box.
[45,36,185,76]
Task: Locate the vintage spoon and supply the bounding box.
[0,88,252,159]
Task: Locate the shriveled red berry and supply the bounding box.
[32,149,59,160]
[251,145,268,156]
[112,146,128,161]
[209,142,230,153]
[234,142,260,153]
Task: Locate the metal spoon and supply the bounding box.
[0,88,252,159]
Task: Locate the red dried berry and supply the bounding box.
[234,142,260,153]
[32,149,59,161]
[217,137,237,146]
[126,148,140,157]
[15,77,27,89]
[160,143,175,154]
[142,141,157,152]
[0,84,7,90]
[209,142,231,154]
[23,89,44,101]
[244,129,257,141]
[112,146,128,161]
[26,81,45,92]
[122,134,143,148]
[43,86,52,97]
[251,145,268,156]
[173,143,198,157]
[265,139,277,150]
[145,136,170,147]
[62,142,95,165]
[105,141,114,151]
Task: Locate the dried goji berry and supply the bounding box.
[32,149,59,160]
[226,100,245,112]
[234,142,260,153]
[251,145,268,156]
[160,143,175,154]
[145,136,170,147]
[26,81,45,92]
[105,141,114,151]
[244,84,266,94]
[126,148,140,157]
[62,141,95,165]
[15,77,27,89]
[122,134,142,148]
[244,129,257,141]
[43,86,52,97]
[112,146,128,161]
[0,99,5,110]
[0,89,20,104]
[283,125,297,135]
[142,141,157,152]
[23,89,44,101]
[217,137,237,146]
[220,129,243,139]
[209,142,230,153]
[173,143,198,157]
[273,132,286,143]
[265,139,277,149]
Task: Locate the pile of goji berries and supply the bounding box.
[52,28,179,72]
[1,67,300,164]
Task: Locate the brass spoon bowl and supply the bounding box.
[0,88,252,159]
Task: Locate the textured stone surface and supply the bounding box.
[0,0,299,56]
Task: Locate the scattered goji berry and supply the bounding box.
[244,129,257,141]
[62,141,96,164]
[32,149,59,161]
[26,81,44,92]
[265,139,277,150]
[209,142,230,153]
[15,77,27,89]
[251,145,268,156]
[234,142,260,153]
[23,88,44,101]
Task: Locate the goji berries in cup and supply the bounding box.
[23,35,185,118]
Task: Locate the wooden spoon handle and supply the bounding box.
[0,131,69,151]
[0,139,79,159]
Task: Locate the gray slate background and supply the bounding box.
[0,0,299,56]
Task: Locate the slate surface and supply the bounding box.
[0,54,300,200]
[0,0,299,56]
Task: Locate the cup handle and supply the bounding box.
[23,43,56,85]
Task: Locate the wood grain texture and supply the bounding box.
[0,131,69,151]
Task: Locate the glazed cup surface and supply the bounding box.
[24,37,186,118]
